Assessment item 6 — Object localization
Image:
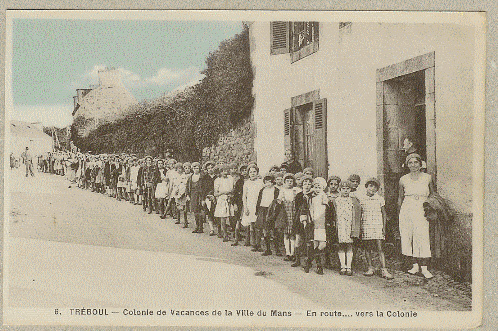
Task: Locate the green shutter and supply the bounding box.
[271,22,290,55]
[284,108,294,152]
[313,99,328,178]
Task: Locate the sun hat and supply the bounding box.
[313,177,327,189]
[365,177,381,188]
[348,174,361,182]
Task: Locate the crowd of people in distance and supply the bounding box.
[31,146,441,280]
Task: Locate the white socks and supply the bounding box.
[346,247,353,269]
[421,266,434,279]
[284,235,294,256]
[338,251,346,269]
[408,263,420,274]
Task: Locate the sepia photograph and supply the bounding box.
[3,10,485,328]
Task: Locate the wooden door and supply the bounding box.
[303,108,314,169]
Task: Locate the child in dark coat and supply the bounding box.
[291,175,314,268]
[256,175,280,254]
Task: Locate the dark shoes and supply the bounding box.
[175,220,181,224]
[316,267,324,275]
[283,255,292,261]
[291,260,301,267]
[303,265,311,273]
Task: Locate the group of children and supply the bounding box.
[69,152,394,279]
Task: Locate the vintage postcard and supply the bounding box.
[3,10,485,328]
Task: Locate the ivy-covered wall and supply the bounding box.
[202,119,256,166]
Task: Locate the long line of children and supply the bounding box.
[72,153,394,279]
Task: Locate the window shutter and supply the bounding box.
[270,22,290,55]
[312,99,328,178]
[284,108,294,153]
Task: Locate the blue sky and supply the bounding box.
[11,19,243,127]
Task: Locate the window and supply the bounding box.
[339,22,352,35]
[291,22,319,52]
[270,21,319,62]
[339,22,352,29]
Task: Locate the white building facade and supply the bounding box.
[249,21,476,279]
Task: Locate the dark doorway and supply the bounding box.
[376,51,436,244]
[293,103,313,169]
[382,70,427,241]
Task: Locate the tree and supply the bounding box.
[72,24,253,161]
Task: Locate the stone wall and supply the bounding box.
[202,119,256,166]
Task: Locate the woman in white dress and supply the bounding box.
[398,153,435,279]
[241,164,263,247]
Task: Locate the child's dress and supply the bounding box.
[335,197,354,243]
[241,178,264,227]
[310,191,329,242]
[255,186,279,230]
[276,188,296,234]
[117,165,127,188]
[155,169,169,199]
[129,165,140,192]
[96,162,104,185]
[174,173,190,211]
[214,175,235,218]
[359,193,385,240]
[187,173,203,216]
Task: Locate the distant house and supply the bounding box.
[72,68,138,137]
[248,21,476,280]
[10,120,53,157]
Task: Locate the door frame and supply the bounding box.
[376,51,436,193]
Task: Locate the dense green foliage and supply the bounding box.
[71,25,254,161]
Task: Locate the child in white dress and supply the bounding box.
[242,164,263,247]
[306,177,330,275]
[214,164,235,241]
